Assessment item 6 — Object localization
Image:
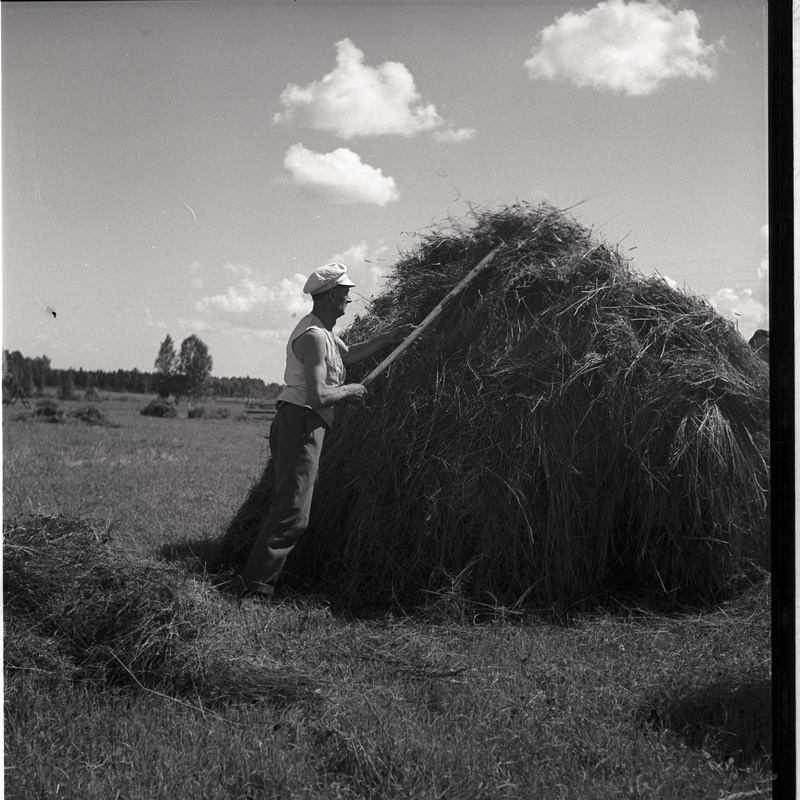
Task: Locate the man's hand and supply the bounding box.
[340,325,416,367]
[348,383,368,400]
[387,324,415,345]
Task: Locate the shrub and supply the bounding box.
[141,398,177,418]
[188,406,206,419]
[207,407,231,419]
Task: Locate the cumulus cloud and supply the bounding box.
[525,0,719,96]
[196,278,268,314]
[274,38,471,141]
[190,242,398,350]
[710,285,768,339]
[325,240,395,327]
[283,144,400,206]
[275,274,312,317]
[196,267,308,318]
[192,267,310,344]
[433,127,476,143]
[330,239,393,291]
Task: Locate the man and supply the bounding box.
[238,262,411,600]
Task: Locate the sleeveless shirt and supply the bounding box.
[277,312,346,428]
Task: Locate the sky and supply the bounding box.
[2,0,770,384]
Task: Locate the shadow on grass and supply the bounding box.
[159,539,227,575]
[646,677,771,769]
[157,538,341,614]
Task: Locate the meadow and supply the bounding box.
[4,394,773,799]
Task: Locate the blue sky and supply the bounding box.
[3,0,769,383]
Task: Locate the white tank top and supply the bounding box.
[277,313,346,427]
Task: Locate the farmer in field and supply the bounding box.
[238,262,411,600]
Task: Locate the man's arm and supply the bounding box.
[339,325,414,367]
[295,330,366,408]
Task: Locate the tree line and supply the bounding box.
[3,334,282,402]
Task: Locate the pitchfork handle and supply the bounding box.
[361,242,505,388]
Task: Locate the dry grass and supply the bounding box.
[4,514,319,706]
[219,202,769,613]
[2,406,775,799]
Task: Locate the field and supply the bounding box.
[4,394,773,799]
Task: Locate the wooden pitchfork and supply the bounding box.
[361,241,506,388]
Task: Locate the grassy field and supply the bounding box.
[4,394,774,799]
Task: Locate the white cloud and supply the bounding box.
[330,239,393,292]
[330,241,372,265]
[191,243,398,347]
[275,273,310,317]
[196,268,309,317]
[196,277,270,314]
[274,38,470,141]
[326,240,396,328]
[432,127,476,143]
[710,285,768,339]
[525,0,719,96]
[283,144,400,206]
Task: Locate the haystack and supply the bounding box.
[219,203,769,612]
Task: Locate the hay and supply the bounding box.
[33,398,64,423]
[219,202,769,612]
[4,515,318,705]
[141,397,177,417]
[69,404,118,426]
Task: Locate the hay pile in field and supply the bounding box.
[141,397,177,417]
[33,398,64,423]
[69,404,118,426]
[219,202,769,612]
[4,515,317,705]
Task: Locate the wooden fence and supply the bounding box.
[244,398,277,422]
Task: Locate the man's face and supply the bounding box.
[330,286,352,318]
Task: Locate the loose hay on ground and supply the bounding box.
[219,202,769,614]
[3,514,318,706]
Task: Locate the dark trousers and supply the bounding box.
[240,402,327,593]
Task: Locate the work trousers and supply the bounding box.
[240,402,327,594]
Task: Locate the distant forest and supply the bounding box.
[2,350,283,401]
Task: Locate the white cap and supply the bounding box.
[303,262,357,295]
